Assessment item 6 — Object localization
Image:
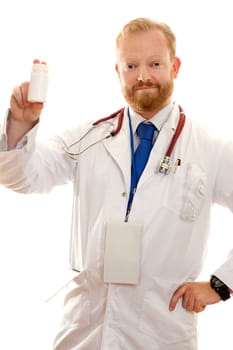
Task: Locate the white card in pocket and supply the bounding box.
[104,221,142,285]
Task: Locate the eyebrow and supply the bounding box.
[123,54,166,61]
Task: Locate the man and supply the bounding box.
[0,17,232,350]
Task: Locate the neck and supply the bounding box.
[133,100,171,120]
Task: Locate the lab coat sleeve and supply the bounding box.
[213,251,233,291]
[0,110,75,194]
[212,139,233,290]
[0,109,39,151]
[213,139,233,211]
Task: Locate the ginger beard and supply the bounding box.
[123,77,174,114]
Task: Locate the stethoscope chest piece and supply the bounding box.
[159,156,171,174]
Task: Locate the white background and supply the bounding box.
[0,0,233,348]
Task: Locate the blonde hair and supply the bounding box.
[116,17,177,59]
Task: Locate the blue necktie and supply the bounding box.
[135,122,156,184]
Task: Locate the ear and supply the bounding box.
[115,63,120,77]
[172,57,181,78]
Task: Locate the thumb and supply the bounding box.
[169,285,186,311]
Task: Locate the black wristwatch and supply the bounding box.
[210,275,231,301]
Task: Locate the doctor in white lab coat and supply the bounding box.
[0,17,233,350]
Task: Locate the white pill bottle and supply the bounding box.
[28,59,48,103]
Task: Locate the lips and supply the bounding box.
[134,83,160,91]
[136,86,156,90]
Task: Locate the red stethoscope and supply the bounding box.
[64,106,185,174]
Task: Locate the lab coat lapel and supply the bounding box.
[103,110,132,192]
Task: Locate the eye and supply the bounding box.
[126,63,136,70]
[152,61,161,68]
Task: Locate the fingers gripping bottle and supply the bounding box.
[28,59,48,102]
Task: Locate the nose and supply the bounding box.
[137,65,151,82]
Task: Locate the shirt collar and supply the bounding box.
[128,101,175,134]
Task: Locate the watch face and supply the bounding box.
[214,279,223,288]
[211,276,223,288]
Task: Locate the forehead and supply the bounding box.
[117,28,170,59]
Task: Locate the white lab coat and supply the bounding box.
[0,103,233,350]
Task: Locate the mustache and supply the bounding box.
[133,81,161,89]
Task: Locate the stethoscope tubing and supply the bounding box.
[64,106,186,164]
[93,108,124,136]
[166,105,185,157]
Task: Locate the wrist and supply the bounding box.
[8,111,38,129]
[7,112,38,150]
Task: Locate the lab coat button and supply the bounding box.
[122,191,127,197]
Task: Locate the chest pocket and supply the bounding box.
[163,163,207,221]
